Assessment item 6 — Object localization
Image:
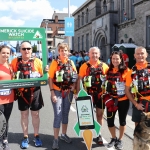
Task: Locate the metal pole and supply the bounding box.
[68,0,70,49]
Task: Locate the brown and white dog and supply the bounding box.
[133,112,150,150]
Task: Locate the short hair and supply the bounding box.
[58,43,69,52]
[89,46,101,54]
[134,46,146,53]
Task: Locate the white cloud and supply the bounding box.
[0,0,78,27]
[0,16,24,26]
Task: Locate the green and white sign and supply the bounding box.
[0,27,48,89]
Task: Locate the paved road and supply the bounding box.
[8,85,133,150]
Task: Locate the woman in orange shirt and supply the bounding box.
[0,45,14,150]
[49,43,77,150]
[104,51,130,150]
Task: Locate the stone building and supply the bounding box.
[72,0,150,62]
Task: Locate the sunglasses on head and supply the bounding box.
[21,48,31,51]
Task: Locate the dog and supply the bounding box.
[133,112,150,150]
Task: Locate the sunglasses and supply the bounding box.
[21,48,31,51]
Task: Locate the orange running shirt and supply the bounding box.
[126,61,150,100]
[0,64,14,104]
[49,59,77,91]
[122,53,129,67]
[79,60,109,78]
[11,57,43,76]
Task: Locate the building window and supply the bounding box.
[58,28,64,31]
[103,0,107,13]
[58,20,64,23]
[82,35,84,50]
[78,15,80,28]
[82,12,84,26]
[110,0,114,11]
[47,27,52,31]
[86,33,89,51]
[128,38,134,43]
[131,0,134,19]
[47,34,52,38]
[146,16,150,48]
[78,37,80,51]
[86,8,89,23]
[48,41,52,46]
[120,39,124,44]
[121,0,125,22]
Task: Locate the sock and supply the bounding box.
[61,133,65,136]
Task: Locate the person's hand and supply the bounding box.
[45,65,49,72]
[74,94,78,99]
[51,93,57,103]
[136,103,145,111]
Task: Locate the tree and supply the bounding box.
[32,44,37,52]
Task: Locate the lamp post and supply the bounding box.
[43,19,49,61]
[68,0,70,49]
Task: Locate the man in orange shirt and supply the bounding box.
[11,41,44,149]
[125,46,148,127]
[119,50,129,67]
[77,47,109,145]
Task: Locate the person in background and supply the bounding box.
[0,45,14,150]
[84,52,89,61]
[11,41,44,149]
[49,43,77,150]
[77,47,109,145]
[119,50,129,67]
[104,51,130,150]
[9,52,17,63]
[69,51,77,67]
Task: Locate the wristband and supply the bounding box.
[50,89,54,91]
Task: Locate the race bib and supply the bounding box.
[30,72,41,78]
[115,82,125,96]
[0,89,11,96]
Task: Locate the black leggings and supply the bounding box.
[107,100,129,127]
[0,102,13,140]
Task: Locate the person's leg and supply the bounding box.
[21,110,29,136]
[61,91,73,135]
[118,100,130,140]
[31,110,40,135]
[115,100,130,149]
[96,107,103,126]
[51,90,63,139]
[107,108,117,148]
[107,109,117,138]
[3,102,13,142]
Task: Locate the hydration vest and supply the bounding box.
[53,59,77,90]
[14,57,40,105]
[83,62,104,95]
[106,71,125,98]
[131,63,150,98]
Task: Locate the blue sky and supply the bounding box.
[0,0,86,27]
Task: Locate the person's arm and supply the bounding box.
[77,76,83,94]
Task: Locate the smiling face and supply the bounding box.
[134,47,148,63]
[20,42,32,60]
[58,43,69,60]
[0,46,11,63]
[111,54,121,68]
[89,47,100,62]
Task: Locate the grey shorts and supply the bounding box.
[132,104,142,123]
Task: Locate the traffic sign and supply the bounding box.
[65,17,74,36]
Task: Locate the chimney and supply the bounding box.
[55,15,58,23]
